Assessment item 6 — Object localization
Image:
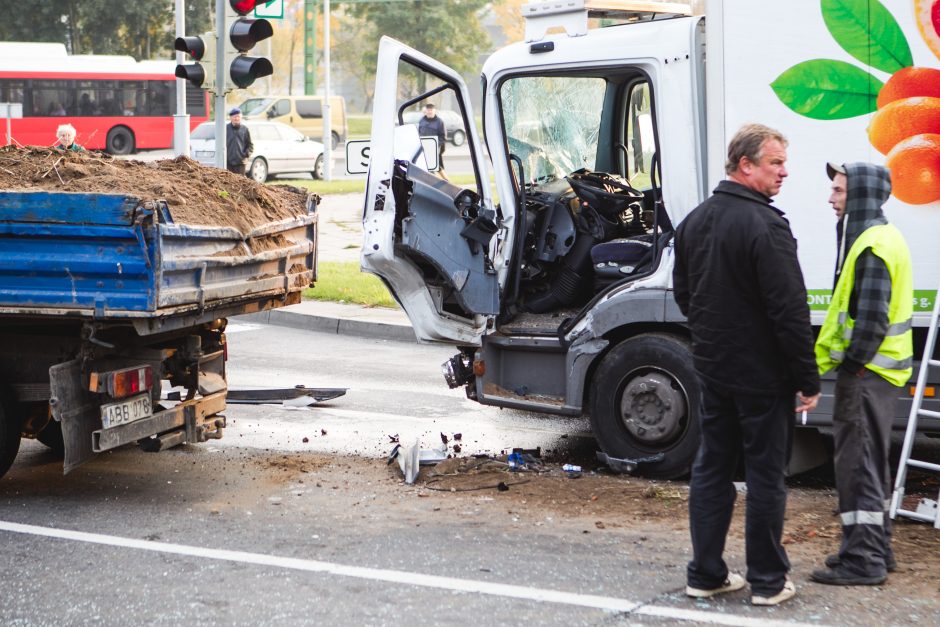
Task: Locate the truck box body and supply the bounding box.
[0,189,317,477]
[0,191,316,326]
[364,0,940,478]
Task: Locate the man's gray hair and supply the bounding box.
[725,123,788,175]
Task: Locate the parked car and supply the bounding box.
[239,95,347,149]
[402,109,467,146]
[189,120,325,182]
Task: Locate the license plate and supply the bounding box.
[195,150,214,159]
[100,393,152,429]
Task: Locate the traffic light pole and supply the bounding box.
[173,0,190,157]
[215,0,228,171]
[322,0,332,181]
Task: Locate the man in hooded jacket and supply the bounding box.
[812,162,913,586]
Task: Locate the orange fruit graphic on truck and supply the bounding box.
[915,0,940,60]
[867,96,940,154]
[886,133,940,204]
[876,66,940,108]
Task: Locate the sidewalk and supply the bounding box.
[237,192,416,342]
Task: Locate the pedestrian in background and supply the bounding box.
[418,103,446,175]
[226,107,253,177]
[673,123,820,607]
[811,162,913,586]
[53,124,85,151]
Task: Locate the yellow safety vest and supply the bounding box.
[815,224,913,387]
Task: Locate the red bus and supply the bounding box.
[0,42,209,154]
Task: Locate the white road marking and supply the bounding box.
[0,520,821,626]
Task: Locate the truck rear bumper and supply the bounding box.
[92,391,227,453]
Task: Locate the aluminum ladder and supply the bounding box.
[889,284,940,528]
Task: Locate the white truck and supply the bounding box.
[362,0,940,478]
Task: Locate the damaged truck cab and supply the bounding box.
[363,0,940,479]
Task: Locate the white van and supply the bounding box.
[239,95,347,149]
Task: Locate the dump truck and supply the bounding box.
[0,168,317,478]
[362,0,940,478]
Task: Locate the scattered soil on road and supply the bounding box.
[0,146,317,234]
[250,452,940,601]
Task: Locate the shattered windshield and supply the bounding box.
[500,76,606,183]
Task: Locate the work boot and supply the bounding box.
[751,579,796,606]
[685,572,746,598]
[810,566,886,586]
[824,553,896,573]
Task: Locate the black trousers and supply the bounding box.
[832,370,897,577]
[687,384,793,597]
[227,163,246,176]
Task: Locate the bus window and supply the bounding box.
[148,81,172,116]
[0,79,24,106]
[32,80,73,117]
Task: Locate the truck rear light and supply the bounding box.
[89,366,153,399]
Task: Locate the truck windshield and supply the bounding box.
[500,76,606,183]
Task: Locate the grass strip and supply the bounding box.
[303,260,397,309]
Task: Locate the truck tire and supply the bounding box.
[0,397,21,479]
[331,131,341,150]
[589,333,700,480]
[451,129,466,147]
[106,126,135,155]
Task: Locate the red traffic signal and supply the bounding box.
[224,1,273,90]
[174,33,217,92]
[230,0,263,15]
[175,36,205,61]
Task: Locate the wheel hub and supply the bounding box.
[619,372,686,445]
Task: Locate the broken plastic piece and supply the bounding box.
[596,451,664,474]
[391,438,449,484]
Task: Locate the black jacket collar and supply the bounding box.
[713,180,784,217]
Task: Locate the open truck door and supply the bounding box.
[362,37,506,345]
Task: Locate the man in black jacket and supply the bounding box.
[226,107,253,177]
[418,103,446,172]
[673,123,820,607]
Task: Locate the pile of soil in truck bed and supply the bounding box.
[0,146,317,234]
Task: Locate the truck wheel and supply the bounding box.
[0,398,21,479]
[331,131,340,150]
[106,126,135,155]
[451,129,466,147]
[250,157,269,183]
[312,154,324,180]
[589,333,701,480]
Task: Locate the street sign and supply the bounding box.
[254,0,284,18]
[345,137,439,175]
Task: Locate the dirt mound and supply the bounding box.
[0,146,319,234]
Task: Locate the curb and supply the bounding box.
[239,308,417,343]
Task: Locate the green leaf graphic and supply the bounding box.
[821,0,912,73]
[771,59,883,119]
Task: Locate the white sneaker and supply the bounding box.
[751,579,796,606]
[686,572,746,598]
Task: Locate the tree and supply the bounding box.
[0,1,213,59]
[341,0,492,99]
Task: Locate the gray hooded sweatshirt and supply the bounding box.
[833,163,893,374]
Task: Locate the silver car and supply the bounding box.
[190,120,325,182]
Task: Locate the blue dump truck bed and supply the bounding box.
[0,191,317,331]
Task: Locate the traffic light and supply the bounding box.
[224,0,273,91]
[175,32,217,93]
